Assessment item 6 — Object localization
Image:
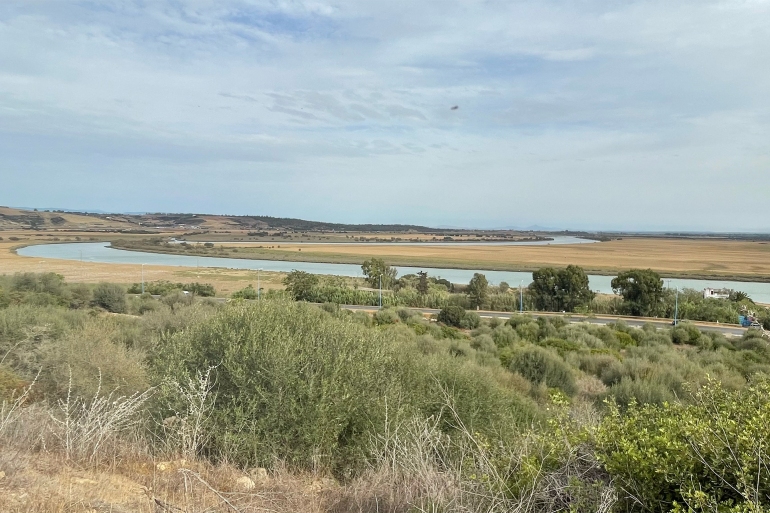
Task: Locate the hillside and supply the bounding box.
[0,207,453,234]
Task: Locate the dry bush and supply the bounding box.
[328,390,616,513]
[158,365,218,459]
[48,370,153,464]
[40,317,148,400]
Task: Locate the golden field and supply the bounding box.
[156,237,770,281]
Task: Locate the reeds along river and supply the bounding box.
[17,242,770,304]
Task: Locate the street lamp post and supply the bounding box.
[674,288,679,326]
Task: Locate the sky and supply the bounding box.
[1,0,769,231]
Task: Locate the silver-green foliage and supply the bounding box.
[152,300,540,475]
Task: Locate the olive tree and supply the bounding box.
[283,270,319,301]
[529,265,595,312]
[611,269,665,317]
[361,258,398,289]
[467,273,489,309]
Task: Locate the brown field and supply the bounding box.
[153,237,770,281]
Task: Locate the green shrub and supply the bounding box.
[373,308,400,325]
[460,311,481,329]
[40,317,148,399]
[596,378,770,512]
[91,283,127,313]
[509,346,577,395]
[470,334,497,355]
[68,283,92,309]
[605,376,674,408]
[491,324,518,347]
[152,300,539,476]
[231,284,258,300]
[438,305,466,327]
[153,301,406,474]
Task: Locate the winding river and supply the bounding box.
[17,242,770,304]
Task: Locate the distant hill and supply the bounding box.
[219,215,443,233]
[0,207,449,233]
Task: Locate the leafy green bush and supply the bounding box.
[509,345,577,395]
[152,301,540,476]
[231,284,258,299]
[597,378,770,512]
[68,283,92,309]
[91,283,127,313]
[153,301,406,474]
[460,311,481,329]
[373,308,399,325]
[438,305,466,327]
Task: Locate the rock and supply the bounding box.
[0,470,5,480]
[307,477,336,493]
[235,475,256,491]
[155,459,187,472]
[248,467,269,483]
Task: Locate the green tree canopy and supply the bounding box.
[416,271,429,295]
[467,273,489,309]
[361,258,398,289]
[611,268,665,317]
[283,270,319,301]
[528,265,595,312]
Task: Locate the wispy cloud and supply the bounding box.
[1,0,769,230]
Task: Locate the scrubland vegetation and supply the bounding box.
[1,272,770,512]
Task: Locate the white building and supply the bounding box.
[703,288,730,300]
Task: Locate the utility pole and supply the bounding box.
[258,268,261,300]
[674,288,679,326]
[379,274,382,309]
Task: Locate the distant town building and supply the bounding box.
[703,288,730,300]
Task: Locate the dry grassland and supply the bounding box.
[210,237,770,280]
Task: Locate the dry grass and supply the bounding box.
[203,237,770,280]
[0,386,331,513]
[0,396,613,513]
[0,443,334,513]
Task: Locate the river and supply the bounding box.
[17,242,770,304]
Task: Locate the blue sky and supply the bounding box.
[1,0,769,231]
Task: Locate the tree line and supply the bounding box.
[272,258,770,328]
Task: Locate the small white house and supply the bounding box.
[703,288,730,300]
